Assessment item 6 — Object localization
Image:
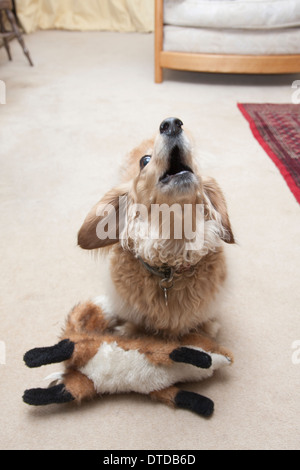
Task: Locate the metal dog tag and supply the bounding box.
[159,276,174,307]
[163,288,168,307]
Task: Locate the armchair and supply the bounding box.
[155,0,300,82]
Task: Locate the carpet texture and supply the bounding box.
[238,103,300,204]
[0,31,300,451]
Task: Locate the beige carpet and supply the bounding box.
[0,31,300,450]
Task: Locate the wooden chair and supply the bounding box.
[0,0,33,66]
[155,0,300,83]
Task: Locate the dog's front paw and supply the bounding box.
[201,319,221,338]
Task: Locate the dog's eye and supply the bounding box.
[140,155,151,170]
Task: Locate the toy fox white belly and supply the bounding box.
[79,340,231,395]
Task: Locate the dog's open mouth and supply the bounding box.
[159,146,193,185]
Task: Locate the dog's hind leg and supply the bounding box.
[150,386,214,417]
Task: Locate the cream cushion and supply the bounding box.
[164,0,300,30]
[164,25,300,55]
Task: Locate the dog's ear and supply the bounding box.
[78,184,129,250]
[202,177,235,244]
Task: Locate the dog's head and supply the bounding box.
[134,117,199,206]
[78,118,234,266]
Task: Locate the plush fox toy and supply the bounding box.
[23,301,233,417]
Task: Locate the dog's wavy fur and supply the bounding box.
[78,120,234,337]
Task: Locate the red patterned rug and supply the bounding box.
[238,103,300,204]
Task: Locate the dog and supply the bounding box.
[78,118,235,338]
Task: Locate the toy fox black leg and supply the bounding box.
[23,335,104,370]
[150,386,214,418]
[23,369,96,406]
[139,342,212,369]
[24,301,111,370]
[169,347,212,368]
[23,334,103,406]
[120,334,213,369]
[23,339,76,406]
[23,383,74,406]
[23,339,75,368]
[23,303,109,406]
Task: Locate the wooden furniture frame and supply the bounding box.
[155,0,300,83]
[0,0,33,66]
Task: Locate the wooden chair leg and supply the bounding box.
[155,55,163,83]
[0,11,12,61]
[5,8,33,66]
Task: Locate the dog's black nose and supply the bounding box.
[160,118,183,137]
